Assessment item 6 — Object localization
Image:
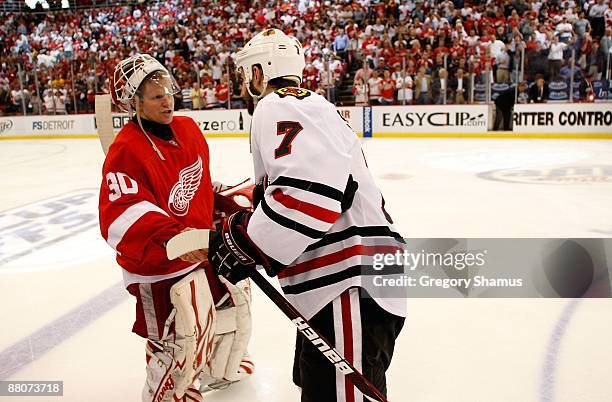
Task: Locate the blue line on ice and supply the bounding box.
[0,281,127,380]
[540,299,581,402]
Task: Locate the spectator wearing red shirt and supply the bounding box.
[215,74,229,106]
[302,63,320,91]
[380,70,396,105]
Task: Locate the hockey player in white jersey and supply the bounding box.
[208,28,406,402]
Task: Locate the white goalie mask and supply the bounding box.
[110,53,180,161]
[235,28,306,99]
[110,53,180,112]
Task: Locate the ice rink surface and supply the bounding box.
[1,137,612,402]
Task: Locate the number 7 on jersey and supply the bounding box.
[275,121,303,159]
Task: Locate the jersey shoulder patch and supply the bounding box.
[274,87,311,100]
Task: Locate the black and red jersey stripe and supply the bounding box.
[271,188,340,224]
[270,175,344,202]
[278,244,404,279]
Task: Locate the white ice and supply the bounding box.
[1,137,611,402]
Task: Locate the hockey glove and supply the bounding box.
[209,211,284,284]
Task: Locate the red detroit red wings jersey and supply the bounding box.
[99,116,214,285]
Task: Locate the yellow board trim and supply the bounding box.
[372,132,612,139]
[0,134,99,140]
[1,132,611,140]
[0,133,252,140]
[202,133,250,138]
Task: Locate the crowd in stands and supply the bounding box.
[0,0,611,115]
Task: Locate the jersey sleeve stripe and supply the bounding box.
[271,176,344,202]
[278,244,403,279]
[260,196,327,239]
[106,201,169,250]
[271,188,340,224]
[305,226,405,252]
[281,265,362,295]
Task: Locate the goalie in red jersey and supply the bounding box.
[98,54,253,402]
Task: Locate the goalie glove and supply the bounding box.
[209,211,284,284]
[212,179,255,230]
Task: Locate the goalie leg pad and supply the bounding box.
[200,277,254,384]
[142,269,216,402]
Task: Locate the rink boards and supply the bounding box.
[0,103,610,140]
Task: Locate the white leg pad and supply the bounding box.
[142,269,216,402]
[201,277,254,383]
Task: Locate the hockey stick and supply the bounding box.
[166,229,210,260]
[95,94,115,155]
[249,269,388,402]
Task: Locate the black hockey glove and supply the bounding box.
[209,211,284,284]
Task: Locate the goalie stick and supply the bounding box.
[248,269,389,402]
[95,94,115,155]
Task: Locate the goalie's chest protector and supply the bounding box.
[105,116,214,229]
[248,88,407,320]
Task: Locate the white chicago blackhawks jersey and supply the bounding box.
[248,87,407,320]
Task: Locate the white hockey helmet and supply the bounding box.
[110,53,179,112]
[235,28,305,97]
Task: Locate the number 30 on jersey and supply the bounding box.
[106,172,138,201]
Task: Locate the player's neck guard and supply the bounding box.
[131,115,173,141]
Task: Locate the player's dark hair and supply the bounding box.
[268,77,301,89]
[252,64,301,90]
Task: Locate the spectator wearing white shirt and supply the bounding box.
[489,34,506,59]
[210,57,223,82]
[319,62,337,104]
[352,77,368,106]
[203,81,217,109]
[44,89,55,114]
[548,35,569,79]
[367,70,382,105]
[391,64,403,82]
[466,29,479,48]
[588,0,608,37]
[396,72,413,104]
[496,45,511,83]
[555,16,574,43]
[535,25,549,49]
